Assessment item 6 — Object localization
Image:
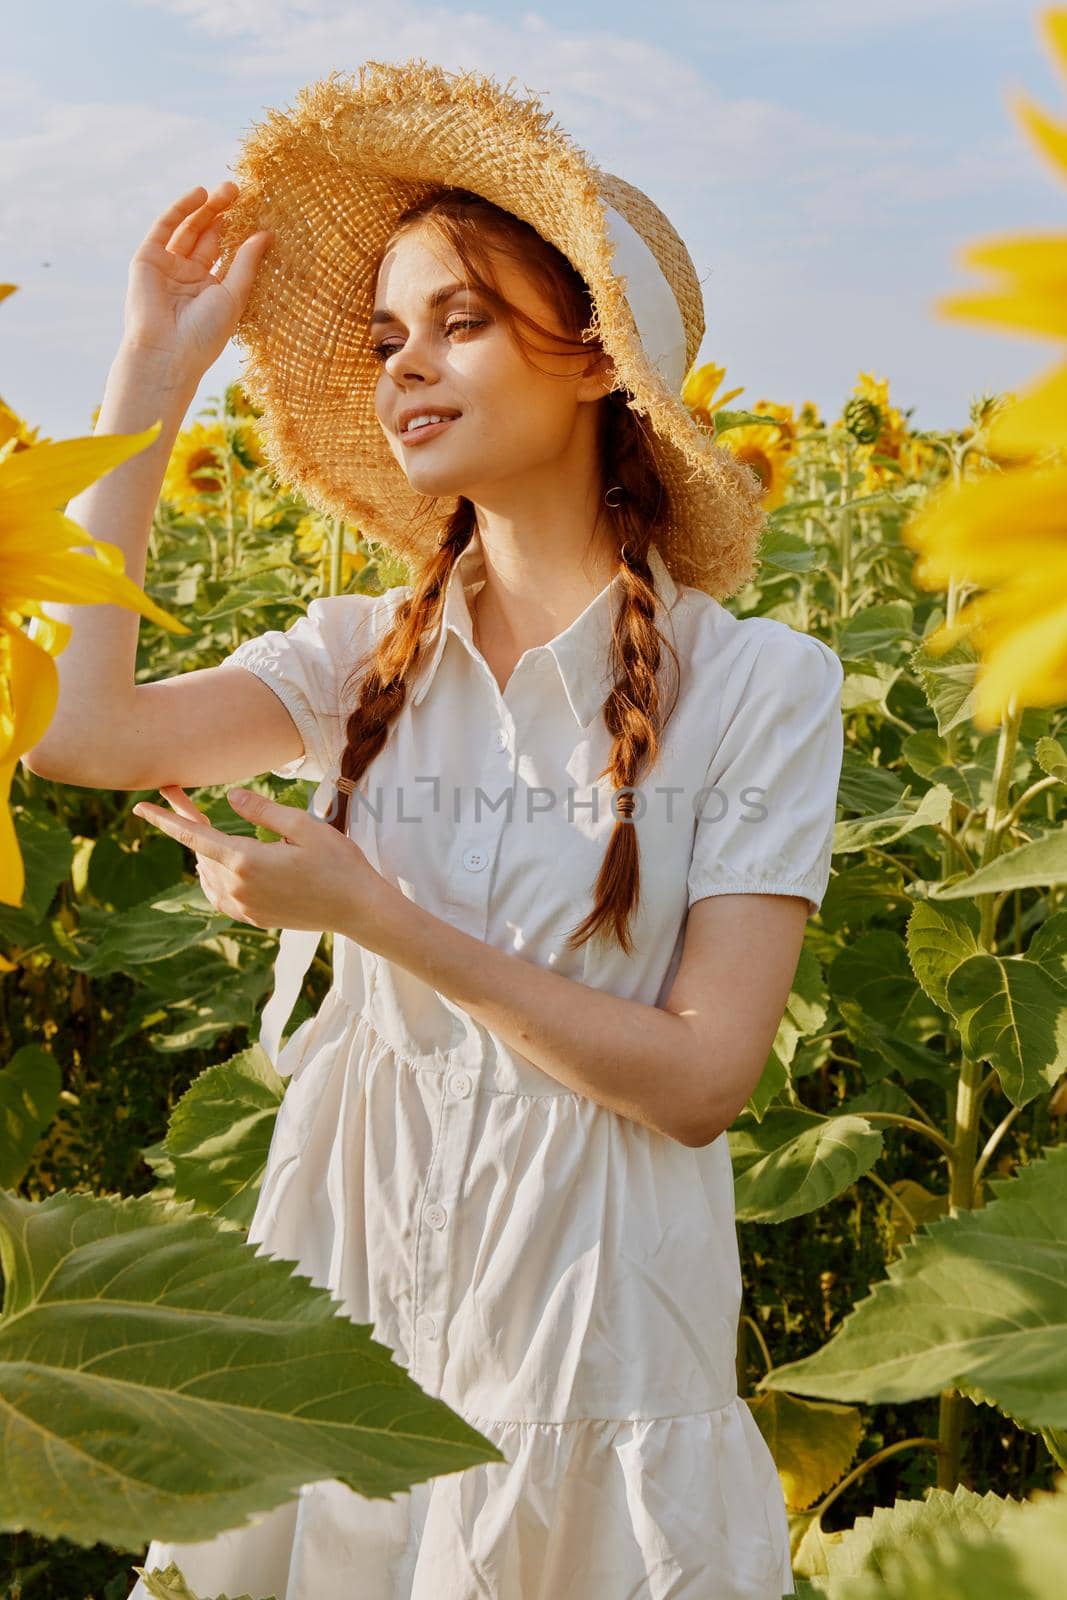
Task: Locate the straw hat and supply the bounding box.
[216,59,768,600]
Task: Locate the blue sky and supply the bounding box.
[2,0,1062,442]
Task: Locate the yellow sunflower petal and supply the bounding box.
[902,464,1067,585]
[986,359,1067,454]
[1,541,192,635]
[0,422,163,513]
[935,283,1067,341]
[0,620,62,905]
[1009,86,1067,186]
[972,592,1067,730]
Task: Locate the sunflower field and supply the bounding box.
[3,7,1067,1598]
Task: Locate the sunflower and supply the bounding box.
[1,420,191,904]
[901,5,1067,730]
[680,361,746,433]
[714,396,798,512]
[0,396,45,459]
[161,419,257,518]
[843,371,925,490]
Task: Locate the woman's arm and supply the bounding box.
[23,183,283,789]
[363,883,809,1147]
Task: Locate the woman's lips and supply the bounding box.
[399,416,460,445]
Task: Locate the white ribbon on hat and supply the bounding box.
[599,201,689,395]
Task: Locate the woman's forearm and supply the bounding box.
[360,882,717,1147]
[25,343,200,775]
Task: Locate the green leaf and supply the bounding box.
[805,1476,1067,1600]
[944,953,1067,1106]
[828,930,943,1038]
[135,1560,274,1600]
[906,899,983,1014]
[712,408,784,434]
[1035,737,1067,783]
[929,828,1067,899]
[836,602,914,662]
[164,1044,286,1225]
[87,833,185,911]
[796,1482,1011,1592]
[835,999,949,1086]
[0,1046,61,1187]
[0,1190,505,1551]
[837,751,908,816]
[198,572,294,621]
[747,948,829,1121]
[729,1108,883,1222]
[819,861,913,933]
[755,526,821,573]
[745,1390,862,1513]
[912,638,980,737]
[758,1143,1067,1428]
[833,784,953,854]
[838,662,903,715]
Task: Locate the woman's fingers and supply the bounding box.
[159,784,210,821]
[165,180,239,259]
[215,227,274,307]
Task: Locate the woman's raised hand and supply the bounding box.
[122,181,273,384]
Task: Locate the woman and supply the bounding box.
[31,62,843,1599]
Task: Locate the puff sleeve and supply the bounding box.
[216,593,379,783]
[686,623,844,917]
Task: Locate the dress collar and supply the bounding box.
[410,529,681,728]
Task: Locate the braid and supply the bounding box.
[325,508,475,837]
[562,392,680,957]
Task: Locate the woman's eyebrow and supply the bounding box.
[368,282,471,328]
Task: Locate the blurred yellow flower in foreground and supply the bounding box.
[902,5,1067,731]
[1,420,192,905]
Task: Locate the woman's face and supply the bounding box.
[369,227,612,503]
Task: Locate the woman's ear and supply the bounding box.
[580,349,618,401]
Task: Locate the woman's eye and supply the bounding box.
[369,317,485,363]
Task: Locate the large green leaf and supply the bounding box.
[730,1109,883,1222]
[759,1142,1067,1428]
[164,1044,286,1225]
[0,1046,61,1187]
[944,952,1067,1106]
[0,1190,504,1551]
[793,1482,1011,1592]
[797,1476,1067,1600]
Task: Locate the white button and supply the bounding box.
[449,1071,472,1098]
[493,727,509,750]
[462,846,488,872]
[415,1313,438,1339]
[424,1202,448,1230]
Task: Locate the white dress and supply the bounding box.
[130,531,844,1599]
